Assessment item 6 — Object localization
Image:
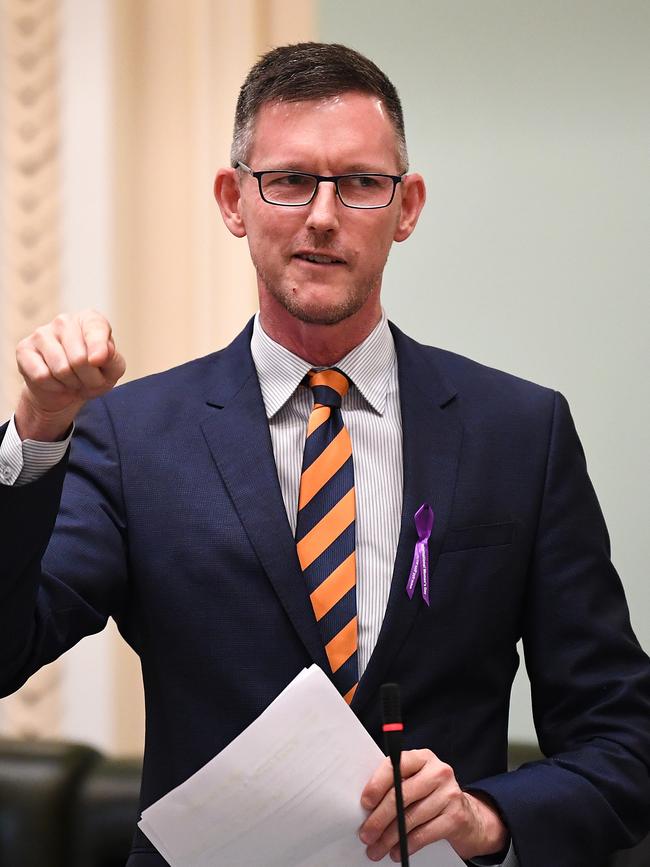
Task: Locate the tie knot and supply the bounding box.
[307,368,349,407]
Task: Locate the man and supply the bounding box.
[1,43,649,867]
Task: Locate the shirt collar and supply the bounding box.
[251,310,396,419]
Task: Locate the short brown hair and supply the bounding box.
[231,42,409,171]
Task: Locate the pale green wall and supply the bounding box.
[319,0,650,742]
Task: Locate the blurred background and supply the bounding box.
[1,0,648,760]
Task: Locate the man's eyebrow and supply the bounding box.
[256,163,311,172]
[341,164,390,173]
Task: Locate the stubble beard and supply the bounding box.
[256,265,382,326]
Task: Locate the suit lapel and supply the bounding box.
[198,319,463,705]
[199,321,330,672]
[352,325,462,715]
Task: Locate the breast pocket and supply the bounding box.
[441,521,515,553]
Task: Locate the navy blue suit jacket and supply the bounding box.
[2,319,649,866]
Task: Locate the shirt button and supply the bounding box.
[1,465,13,481]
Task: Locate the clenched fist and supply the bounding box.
[15,310,126,442]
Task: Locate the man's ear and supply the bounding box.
[214,168,247,238]
[394,173,426,242]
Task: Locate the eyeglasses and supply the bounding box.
[237,162,404,209]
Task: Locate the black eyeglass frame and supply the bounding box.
[236,161,405,210]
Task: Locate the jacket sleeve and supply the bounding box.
[0,399,129,697]
[467,392,650,867]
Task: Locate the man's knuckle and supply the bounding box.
[31,368,50,385]
[68,351,88,369]
[50,361,71,379]
[363,818,381,840]
[16,344,31,365]
[403,803,419,832]
[450,785,464,803]
[82,308,108,330]
[448,798,464,822]
[409,825,427,850]
[419,748,437,767]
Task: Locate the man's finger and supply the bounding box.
[80,310,113,366]
[100,349,127,386]
[360,751,450,849]
[388,815,452,861]
[16,347,68,395]
[60,320,108,391]
[366,788,449,858]
[361,756,394,811]
[361,775,440,849]
[361,750,434,811]
[32,331,85,392]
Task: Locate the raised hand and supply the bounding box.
[15,310,126,442]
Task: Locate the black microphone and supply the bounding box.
[381,683,409,866]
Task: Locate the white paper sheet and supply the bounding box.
[138,665,464,866]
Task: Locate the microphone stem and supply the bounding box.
[391,756,409,866]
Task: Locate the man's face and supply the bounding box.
[234,92,411,327]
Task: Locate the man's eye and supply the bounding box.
[350,175,381,188]
[268,174,311,187]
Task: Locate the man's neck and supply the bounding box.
[259,306,382,367]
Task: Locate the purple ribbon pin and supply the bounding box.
[406,503,434,606]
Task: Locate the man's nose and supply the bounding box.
[305,180,340,231]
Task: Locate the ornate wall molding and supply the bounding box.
[0,0,63,739]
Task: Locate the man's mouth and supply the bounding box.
[293,252,346,265]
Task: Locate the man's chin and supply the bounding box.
[288,304,356,326]
[270,283,375,327]
[282,296,366,326]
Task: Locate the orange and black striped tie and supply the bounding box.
[296,368,358,704]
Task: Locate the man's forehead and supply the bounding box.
[248,92,398,167]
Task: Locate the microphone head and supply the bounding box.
[380,683,402,724]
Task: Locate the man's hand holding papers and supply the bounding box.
[139,666,465,866]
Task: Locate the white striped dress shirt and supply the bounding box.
[250,311,403,676]
[0,416,69,485]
